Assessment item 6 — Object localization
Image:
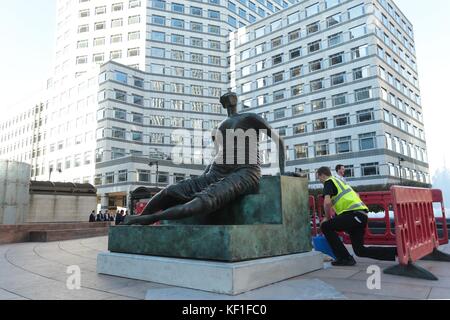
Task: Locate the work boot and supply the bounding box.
[331,256,356,267]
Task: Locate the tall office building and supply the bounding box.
[0,0,429,210]
[230,0,429,187]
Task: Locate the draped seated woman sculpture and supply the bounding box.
[123,92,285,226]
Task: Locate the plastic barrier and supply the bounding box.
[384,186,443,280]
[309,196,318,236]
[432,189,449,246]
[314,190,448,246]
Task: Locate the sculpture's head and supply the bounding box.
[220,92,238,116]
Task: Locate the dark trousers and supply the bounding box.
[321,211,397,261]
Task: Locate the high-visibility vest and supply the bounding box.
[326,176,368,215]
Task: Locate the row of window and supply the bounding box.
[291,135,426,163]
[383,108,424,140]
[242,62,372,96]
[77,15,140,34]
[96,170,189,186]
[237,1,366,48]
[77,31,141,50]
[105,83,225,103]
[150,13,223,35]
[76,48,140,64]
[78,0,141,18]
[385,133,427,163]
[149,29,223,51]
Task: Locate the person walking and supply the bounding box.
[89,210,96,222]
[318,167,397,266]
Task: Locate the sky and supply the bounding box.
[0,0,449,177]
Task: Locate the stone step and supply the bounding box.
[0,222,111,244]
[29,227,109,242]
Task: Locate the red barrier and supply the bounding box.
[313,190,448,246]
[432,189,448,245]
[391,187,438,265]
[309,196,318,236]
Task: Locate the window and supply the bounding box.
[128,48,140,57]
[118,170,128,182]
[112,127,126,140]
[334,113,349,127]
[191,22,203,32]
[327,13,341,27]
[357,109,374,123]
[336,136,352,154]
[114,108,127,120]
[315,140,329,157]
[329,52,344,65]
[309,59,322,72]
[313,118,327,131]
[172,3,184,13]
[128,31,140,41]
[290,65,302,78]
[292,103,305,115]
[114,90,127,102]
[272,54,283,65]
[353,66,370,80]
[273,72,284,83]
[332,93,347,107]
[307,21,320,35]
[288,29,301,42]
[331,72,345,86]
[133,94,144,106]
[311,98,326,111]
[291,84,303,96]
[152,15,166,26]
[172,18,184,29]
[351,44,368,59]
[138,170,150,182]
[94,21,106,30]
[350,24,365,39]
[111,34,122,43]
[132,131,143,142]
[290,47,301,59]
[294,122,307,134]
[348,4,364,19]
[273,90,285,101]
[112,3,124,11]
[132,113,143,124]
[274,108,286,120]
[191,6,202,16]
[359,132,376,150]
[310,78,323,91]
[208,10,220,20]
[355,87,371,101]
[361,163,379,176]
[128,15,140,24]
[295,143,308,159]
[328,33,342,46]
[308,40,321,53]
[272,36,282,48]
[306,3,319,17]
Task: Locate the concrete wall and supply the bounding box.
[0,160,30,225]
[27,194,97,223]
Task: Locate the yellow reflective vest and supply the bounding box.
[326,177,368,215]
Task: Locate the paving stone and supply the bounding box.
[428,287,450,300]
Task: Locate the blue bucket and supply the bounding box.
[312,235,336,260]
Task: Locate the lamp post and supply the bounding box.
[149,160,159,188]
[398,157,405,185]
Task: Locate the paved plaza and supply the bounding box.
[0,236,449,300]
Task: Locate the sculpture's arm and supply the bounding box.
[253,116,286,175]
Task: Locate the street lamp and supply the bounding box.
[149,160,159,188]
[398,157,405,185]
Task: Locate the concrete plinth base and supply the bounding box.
[97,251,323,295]
[145,278,345,300]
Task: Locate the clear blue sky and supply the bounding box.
[0,0,449,176]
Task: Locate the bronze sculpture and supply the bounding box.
[123,92,285,225]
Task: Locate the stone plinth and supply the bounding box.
[97,251,323,295]
[108,176,312,262]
